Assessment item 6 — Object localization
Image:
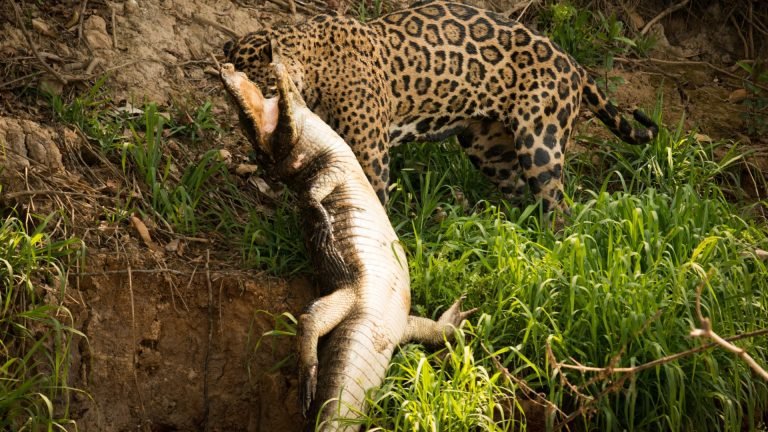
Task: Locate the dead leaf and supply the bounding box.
[130,215,162,252]
[32,18,55,37]
[165,238,185,256]
[251,176,280,198]
[693,133,713,143]
[38,77,64,96]
[740,249,768,261]
[218,149,233,163]
[235,164,258,176]
[728,88,749,104]
[628,11,644,30]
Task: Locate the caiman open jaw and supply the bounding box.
[220,63,279,153]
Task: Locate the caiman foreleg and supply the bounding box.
[297,288,356,415]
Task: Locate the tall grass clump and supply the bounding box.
[50,85,282,256]
[119,104,238,233]
[570,97,750,201]
[0,213,83,430]
[359,103,768,431]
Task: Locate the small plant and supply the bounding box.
[246,310,297,378]
[737,61,768,137]
[168,100,221,143]
[364,323,519,432]
[357,0,383,23]
[539,3,652,68]
[241,192,308,275]
[49,77,125,152]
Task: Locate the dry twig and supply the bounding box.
[126,265,151,432]
[209,52,221,70]
[111,4,119,49]
[690,277,768,380]
[77,0,89,42]
[549,274,768,429]
[12,1,68,85]
[640,0,689,36]
[287,0,298,17]
[481,342,568,426]
[730,13,751,60]
[505,0,535,21]
[202,249,214,432]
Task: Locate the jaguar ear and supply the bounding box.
[223,39,235,58]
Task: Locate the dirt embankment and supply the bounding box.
[71,253,312,431]
[2,1,317,430]
[0,0,765,431]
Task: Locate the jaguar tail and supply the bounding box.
[581,75,659,145]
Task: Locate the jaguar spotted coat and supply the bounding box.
[224,0,658,212]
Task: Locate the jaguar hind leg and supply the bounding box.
[509,117,572,214]
[456,119,527,203]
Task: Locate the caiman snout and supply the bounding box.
[220,62,280,157]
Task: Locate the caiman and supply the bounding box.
[220,47,475,431]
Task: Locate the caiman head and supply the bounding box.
[219,42,307,176]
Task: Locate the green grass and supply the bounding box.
[353,104,768,431]
[43,76,768,431]
[0,212,84,430]
[50,87,291,266]
[241,94,768,431]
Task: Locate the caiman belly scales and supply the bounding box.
[220,46,473,431]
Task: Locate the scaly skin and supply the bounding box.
[220,47,475,432]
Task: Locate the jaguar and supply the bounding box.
[224,0,658,212]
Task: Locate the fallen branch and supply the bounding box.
[192,14,238,39]
[614,57,768,94]
[265,0,324,15]
[555,327,768,376]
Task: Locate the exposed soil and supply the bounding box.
[0,0,765,431]
[69,252,312,431]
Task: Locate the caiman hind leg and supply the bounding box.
[401,296,477,345]
[297,289,356,416]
